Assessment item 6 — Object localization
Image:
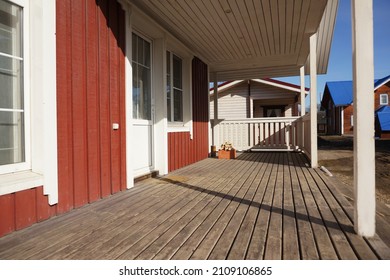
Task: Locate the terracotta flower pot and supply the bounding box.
[218,149,236,159]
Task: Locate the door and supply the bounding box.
[132,33,153,176]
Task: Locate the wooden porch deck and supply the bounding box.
[0,152,389,260]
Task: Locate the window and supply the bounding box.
[0,0,29,173]
[351,115,354,127]
[380,94,388,105]
[132,33,151,120]
[264,106,284,118]
[166,51,183,122]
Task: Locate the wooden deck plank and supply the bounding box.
[0,180,169,259]
[33,182,179,259]
[172,153,264,259]
[282,153,300,260]
[0,152,388,260]
[188,153,266,259]
[122,154,260,259]
[226,153,273,259]
[85,159,235,259]
[146,153,268,260]
[105,153,256,259]
[245,153,278,259]
[295,154,358,260]
[264,152,284,260]
[0,177,156,253]
[288,152,320,260]
[308,167,377,259]
[313,168,384,260]
[154,155,259,260]
[207,153,270,259]
[292,153,338,259]
[28,159,222,259]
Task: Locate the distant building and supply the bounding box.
[321,74,390,137]
[210,79,309,119]
[375,106,390,139]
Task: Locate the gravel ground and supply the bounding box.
[318,136,390,207]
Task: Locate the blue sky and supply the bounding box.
[279,0,390,104]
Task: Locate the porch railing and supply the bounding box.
[211,115,312,155]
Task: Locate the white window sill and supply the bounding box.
[167,124,190,133]
[0,171,44,196]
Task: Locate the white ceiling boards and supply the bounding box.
[131,0,338,81]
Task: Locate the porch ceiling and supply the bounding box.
[130,0,338,81]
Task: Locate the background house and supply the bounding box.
[375,106,390,138]
[210,79,309,120]
[321,74,390,136]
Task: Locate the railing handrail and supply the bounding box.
[217,116,301,124]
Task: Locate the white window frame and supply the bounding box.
[166,50,183,124]
[351,115,354,127]
[0,0,58,205]
[0,0,31,174]
[380,93,388,105]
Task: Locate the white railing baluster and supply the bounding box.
[215,116,305,152]
[281,122,285,148]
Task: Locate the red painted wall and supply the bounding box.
[343,105,354,135]
[0,0,126,238]
[375,83,390,109]
[168,57,209,172]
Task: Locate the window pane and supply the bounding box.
[380,94,388,105]
[0,56,23,109]
[139,65,151,120]
[166,51,171,122]
[144,39,150,67]
[0,0,24,167]
[0,111,25,165]
[132,61,139,119]
[173,55,182,89]
[0,1,22,57]
[132,33,137,62]
[137,36,144,66]
[174,89,183,122]
[132,34,151,120]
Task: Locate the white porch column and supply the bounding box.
[212,74,219,146]
[119,1,134,188]
[309,34,318,168]
[300,66,306,116]
[351,0,375,237]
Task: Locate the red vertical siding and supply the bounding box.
[86,0,101,203]
[71,0,89,208]
[57,0,74,214]
[0,194,15,236]
[118,9,127,191]
[15,189,37,230]
[109,2,121,194]
[0,0,126,238]
[168,57,209,172]
[98,0,112,198]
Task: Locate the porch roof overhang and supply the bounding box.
[129,0,338,81]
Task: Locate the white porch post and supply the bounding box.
[119,1,134,188]
[309,34,318,168]
[299,66,306,151]
[300,66,306,116]
[212,74,219,146]
[351,0,375,237]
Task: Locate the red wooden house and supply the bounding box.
[321,75,390,136]
[0,0,378,240]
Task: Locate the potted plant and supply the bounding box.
[218,141,236,159]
